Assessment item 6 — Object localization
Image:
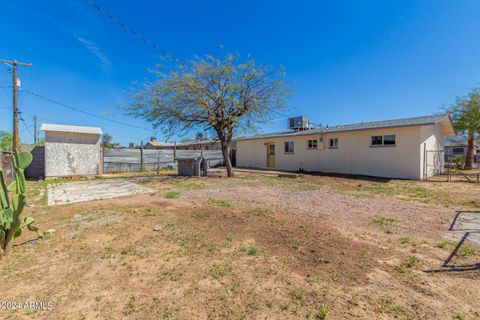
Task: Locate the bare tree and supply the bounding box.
[129,54,290,177]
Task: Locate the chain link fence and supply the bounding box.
[103,148,224,173]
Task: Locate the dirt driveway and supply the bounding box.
[1,172,479,319]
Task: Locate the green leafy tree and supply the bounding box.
[102,133,113,148]
[449,88,480,169]
[129,54,290,177]
[0,131,13,151]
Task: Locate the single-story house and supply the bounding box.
[39,123,103,178]
[444,136,480,166]
[143,138,168,149]
[143,137,237,151]
[237,114,456,180]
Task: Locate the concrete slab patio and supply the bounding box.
[47,179,154,205]
[443,211,480,244]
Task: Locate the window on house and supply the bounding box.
[371,135,396,146]
[371,136,383,145]
[307,139,318,149]
[269,144,275,155]
[383,135,396,145]
[452,147,464,155]
[284,141,294,153]
[329,138,338,148]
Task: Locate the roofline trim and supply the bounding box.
[238,115,451,141]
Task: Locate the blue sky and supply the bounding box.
[1,0,480,145]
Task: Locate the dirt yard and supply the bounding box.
[1,171,479,319]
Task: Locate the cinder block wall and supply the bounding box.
[25,146,45,179]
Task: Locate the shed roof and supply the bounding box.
[238,114,454,141]
[40,123,103,135]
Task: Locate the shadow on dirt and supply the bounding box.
[425,211,480,273]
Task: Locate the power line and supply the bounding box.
[18,111,33,136]
[84,0,178,62]
[19,111,145,141]
[22,89,153,132]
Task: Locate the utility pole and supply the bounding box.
[33,114,37,145]
[0,59,32,153]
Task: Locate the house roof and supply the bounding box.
[445,136,480,148]
[145,140,163,147]
[238,114,455,141]
[145,140,223,147]
[41,123,103,135]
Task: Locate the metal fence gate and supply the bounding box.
[424,147,480,182]
[423,148,445,181]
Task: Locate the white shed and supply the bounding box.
[237,114,456,180]
[41,123,103,178]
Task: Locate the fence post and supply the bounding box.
[157,153,160,174]
[100,145,104,175]
[140,143,144,172]
[423,143,427,180]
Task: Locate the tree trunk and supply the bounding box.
[465,131,475,170]
[220,139,234,177]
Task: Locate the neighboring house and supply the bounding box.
[444,136,480,166]
[38,123,103,178]
[143,137,237,151]
[237,114,456,180]
[143,138,172,149]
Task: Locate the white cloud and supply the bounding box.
[74,34,111,73]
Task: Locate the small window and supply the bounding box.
[284,141,294,153]
[371,135,396,146]
[383,135,396,145]
[452,147,464,155]
[329,138,338,149]
[371,136,383,145]
[307,139,318,149]
[269,144,275,156]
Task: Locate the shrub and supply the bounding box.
[243,245,257,256]
[317,305,328,319]
[291,238,301,250]
[451,155,465,169]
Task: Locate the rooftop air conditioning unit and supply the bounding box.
[196,132,204,141]
[288,116,310,131]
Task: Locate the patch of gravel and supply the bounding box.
[181,181,453,239]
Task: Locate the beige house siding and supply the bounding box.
[237,125,444,180]
[420,125,444,178]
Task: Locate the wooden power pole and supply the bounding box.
[0,59,32,152]
[33,114,37,145]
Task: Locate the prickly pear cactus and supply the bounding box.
[0,152,42,255]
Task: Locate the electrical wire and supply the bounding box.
[22,89,153,132]
[84,0,178,62]
[18,111,33,136]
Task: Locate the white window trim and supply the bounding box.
[307,139,318,150]
[284,141,294,154]
[370,134,396,147]
[329,138,338,149]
